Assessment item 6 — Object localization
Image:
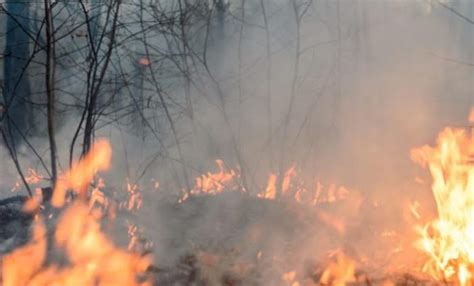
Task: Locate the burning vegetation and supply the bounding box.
[1,110,474,285]
[0,1,473,285]
[1,140,152,286]
[411,111,474,286]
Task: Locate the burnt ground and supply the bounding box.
[0,191,425,286]
[0,195,32,254]
[147,191,360,285]
[146,190,428,285]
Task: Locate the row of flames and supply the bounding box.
[179,160,351,206]
[3,109,474,285]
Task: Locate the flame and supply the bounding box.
[319,251,356,286]
[179,159,237,203]
[410,200,421,220]
[313,184,349,205]
[124,180,143,211]
[138,57,150,66]
[1,139,152,286]
[11,168,45,193]
[180,159,353,212]
[195,159,236,194]
[258,165,296,199]
[25,168,44,185]
[2,217,47,286]
[53,139,112,207]
[282,270,300,286]
[259,173,277,199]
[52,203,151,285]
[411,111,474,285]
[282,165,297,196]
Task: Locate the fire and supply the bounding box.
[53,139,112,207]
[319,251,356,286]
[282,270,300,286]
[258,173,277,199]
[411,110,474,285]
[192,159,235,195]
[281,165,297,196]
[258,165,296,200]
[124,180,143,211]
[2,217,47,286]
[257,166,352,207]
[178,158,354,214]
[11,168,45,193]
[1,139,152,286]
[179,159,237,203]
[25,169,44,185]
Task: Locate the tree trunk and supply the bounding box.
[2,0,32,146]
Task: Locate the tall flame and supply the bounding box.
[1,139,152,286]
[52,139,112,207]
[319,251,356,286]
[259,173,277,199]
[411,109,474,285]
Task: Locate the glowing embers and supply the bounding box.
[1,139,152,286]
[412,110,474,286]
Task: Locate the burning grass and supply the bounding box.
[410,111,474,286]
[3,111,474,285]
[1,140,152,286]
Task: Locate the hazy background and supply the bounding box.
[0,0,473,281]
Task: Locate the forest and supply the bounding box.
[0,0,473,285]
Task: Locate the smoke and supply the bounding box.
[137,0,474,278]
[1,0,473,283]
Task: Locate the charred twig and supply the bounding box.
[0,128,33,197]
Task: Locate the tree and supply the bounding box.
[2,0,33,146]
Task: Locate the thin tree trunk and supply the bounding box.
[44,0,57,187]
[260,0,273,166]
[276,0,310,198]
[3,0,32,146]
[81,0,121,156]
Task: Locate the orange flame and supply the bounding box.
[282,270,300,286]
[412,111,474,285]
[178,159,237,203]
[258,165,297,200]
[2,217,47,286]
[125,180,142,211]
[2,139,152,286]
[319,251,356,286]
[53,139,112,207]
[11,169,45,193]
[259,173,277,199]
[195,159,236,194]
[282,165,297,196]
